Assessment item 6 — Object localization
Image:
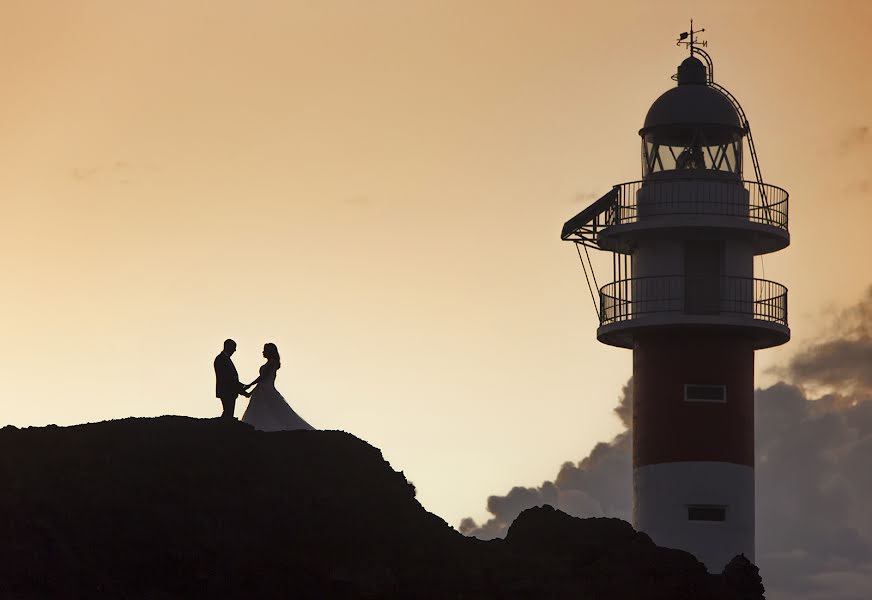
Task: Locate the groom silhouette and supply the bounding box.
[214,339,249,419]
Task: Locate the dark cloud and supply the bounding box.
[838,125,871,155]
[460,383,632,540]
[785,286,872,393]
[71,161,136,184]
[344,195,372,206]
[461,288,872,599]
[756,383,872,599]
[846,178,871,196]
[71,167,99,181]
[573,191,605,204]
[837,126,872,193]
[612,378,632,429]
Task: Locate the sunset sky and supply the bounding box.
[1,0,870,541]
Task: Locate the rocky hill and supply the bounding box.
[0,417,764,598]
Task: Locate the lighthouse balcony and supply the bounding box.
[596,275,789,349]
[561,178,789,255]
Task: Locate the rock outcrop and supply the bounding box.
[0,417,764,598]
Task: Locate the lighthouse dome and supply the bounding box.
[642,57,741,132]
[639,56,745,177]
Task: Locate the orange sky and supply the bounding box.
[0,1,870,528]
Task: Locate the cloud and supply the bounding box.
[783,286,872,394]
[71,161,137,184]
[838,125,871,155]
[756,383,872,599]
[461,287,872,600]
[344,195,372,206]
[573,191,605,204]
[460,382,632,540]
[836,127,872,194]
[846,179,871,196]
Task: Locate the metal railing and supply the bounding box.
[599,275,787,327]
[561,178,789,248]
[612,179,788,230]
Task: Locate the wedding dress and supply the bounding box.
[242,362,314,432]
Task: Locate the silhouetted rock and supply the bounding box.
[0,417,765,598]
[721,554,766,599]
[506,504,637,561]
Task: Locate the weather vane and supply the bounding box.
[676,19,707,55]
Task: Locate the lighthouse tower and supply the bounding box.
[561,29,789,571]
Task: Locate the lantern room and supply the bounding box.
[641,57,744,179]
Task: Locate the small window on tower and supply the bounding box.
[684,384,727,403]
[687,505,727,522]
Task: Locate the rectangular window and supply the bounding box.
[685,384,727,403]
[687,505,727,522]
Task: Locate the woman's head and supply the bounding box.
[263,343,281,368]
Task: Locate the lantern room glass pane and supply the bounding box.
[642,130,743,178]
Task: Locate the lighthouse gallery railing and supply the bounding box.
[612,179,788,229]
[560,178,788,247]
[599,275,788,327]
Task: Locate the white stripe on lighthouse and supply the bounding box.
[633,461,754,572]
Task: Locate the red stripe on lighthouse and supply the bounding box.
[633,331,754,467]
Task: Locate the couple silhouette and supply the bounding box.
[213,339,313,432]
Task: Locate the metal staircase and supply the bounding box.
[693,48,773,222]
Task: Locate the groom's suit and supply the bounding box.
[214,352,246,419]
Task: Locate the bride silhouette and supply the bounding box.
[242,343,314,432]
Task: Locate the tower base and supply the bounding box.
[633,461,754,572]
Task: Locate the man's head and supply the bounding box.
[223,339,237,356]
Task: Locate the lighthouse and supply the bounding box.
[560,28,789,570]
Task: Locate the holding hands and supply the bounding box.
[234,345,274,402]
